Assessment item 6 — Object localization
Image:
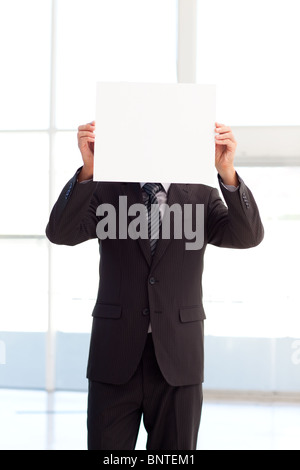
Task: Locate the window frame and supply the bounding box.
[1,0,299,391]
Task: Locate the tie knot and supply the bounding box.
[143,183,163,197]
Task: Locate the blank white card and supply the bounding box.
[94,82,216,185]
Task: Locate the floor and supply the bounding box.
[0,389,300,450]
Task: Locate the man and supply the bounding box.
[46,121,264,450]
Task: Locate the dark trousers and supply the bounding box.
[87,333,203,450]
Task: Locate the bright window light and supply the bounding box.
[197,0,300,125]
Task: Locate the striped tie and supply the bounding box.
[143,183,164,256]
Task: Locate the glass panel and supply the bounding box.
[0,133,49,235]
[51,242,99,333]
[0,0,51,129]
[197,0,300,125]
[55,0,177,129]
[0,238,48,332]
[203,167,300,338]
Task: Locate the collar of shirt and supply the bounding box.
[140,182,171,194]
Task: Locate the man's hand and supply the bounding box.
[215,122,238,186]
[77,121,95,182]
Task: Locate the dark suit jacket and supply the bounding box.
[46,169,264,386]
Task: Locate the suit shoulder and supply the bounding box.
[172,183,216,205]
[93,181,124,194]
[175,182,214,189]
[175,183,215,194]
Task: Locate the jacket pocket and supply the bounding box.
[179,305,206,323]
[92,303,122,319]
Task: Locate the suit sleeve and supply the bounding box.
[207,173,264,249]
[45,167,101,246]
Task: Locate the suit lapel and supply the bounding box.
[151,184,192,271]
[120,182,152,266]
[120,182,193,269]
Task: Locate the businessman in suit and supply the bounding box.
[46,121,264,450]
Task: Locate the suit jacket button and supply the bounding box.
[142,308,150,316]
[149,277,156,285]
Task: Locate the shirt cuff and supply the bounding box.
[218,174,240,192]
[220,181,239,192]
[75,167,93,184]
[79,178,93,184]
